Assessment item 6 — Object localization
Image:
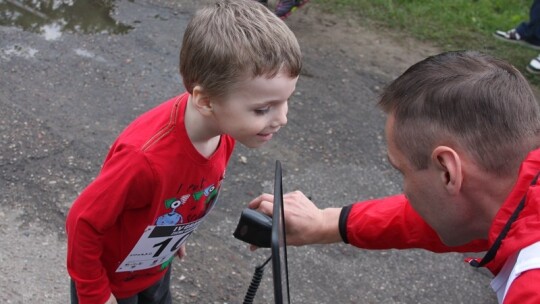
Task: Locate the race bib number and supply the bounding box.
[116,221,200,272]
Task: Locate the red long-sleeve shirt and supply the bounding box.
[66,93,235,303]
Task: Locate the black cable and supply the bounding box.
[243,255,272,304]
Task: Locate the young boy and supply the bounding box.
[66,1,302,303]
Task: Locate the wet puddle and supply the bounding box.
[0,0,133,40]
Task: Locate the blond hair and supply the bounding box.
[180,0,302,98]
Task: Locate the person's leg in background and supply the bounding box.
[493,0,540,50]
[516,0,540,46]
[275,0,310,19]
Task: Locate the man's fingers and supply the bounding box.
[252,199,274,217]
[248,193,274,212]
[248,193,274,207]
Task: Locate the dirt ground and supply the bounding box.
[1,0,501,303]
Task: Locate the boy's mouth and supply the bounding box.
[257,132,274,141]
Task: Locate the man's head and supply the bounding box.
[380,51,540,245]
[180,0,302,99]
[380,50,540,177]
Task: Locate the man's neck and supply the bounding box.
[463,168,518,238]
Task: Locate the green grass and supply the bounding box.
[314,0,540,84]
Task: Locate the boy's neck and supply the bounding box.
[184,95,221,158]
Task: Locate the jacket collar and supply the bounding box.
[483,148,540,273]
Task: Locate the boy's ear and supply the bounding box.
[191,85,213,116]
[431,146,462,195]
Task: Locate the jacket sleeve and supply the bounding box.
[340,194,488,253]
[66,145,155,304]
[503,269,540,304]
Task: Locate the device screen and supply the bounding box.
[271,160,290,304]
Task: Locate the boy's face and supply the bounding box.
[210,71,298,148]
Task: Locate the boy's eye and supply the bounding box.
[254,107,270,115]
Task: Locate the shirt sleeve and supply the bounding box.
[341,194,488,253]
[503,269,540,303]
[66,144,155,304]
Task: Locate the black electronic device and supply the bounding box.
[233,208,272,248]
[235,160,291,304]
[271,160,290,304]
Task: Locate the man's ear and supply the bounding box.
[191,86,213,116]
[431,146,462,195]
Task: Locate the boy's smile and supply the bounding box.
[257,132,274,141]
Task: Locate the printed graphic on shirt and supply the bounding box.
[116,181,222,273]
[155,182,220,226]
[155,194,190,226]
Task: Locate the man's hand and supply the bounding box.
[248,190,343,246]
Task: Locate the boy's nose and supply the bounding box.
[271,102,288,128]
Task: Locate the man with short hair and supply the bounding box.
[249,51,540,303]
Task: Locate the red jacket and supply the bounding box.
[340,149,540,303]
[66,93,235,303]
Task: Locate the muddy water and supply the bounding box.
[0,0,133,40]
